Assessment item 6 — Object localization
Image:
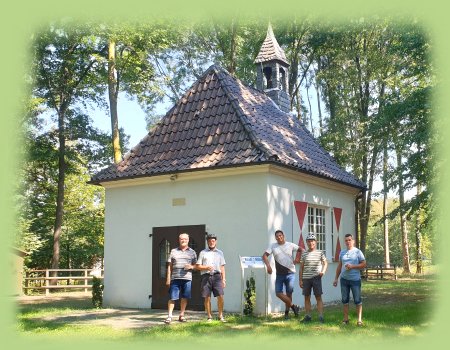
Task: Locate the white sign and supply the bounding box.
[240,256,265,268]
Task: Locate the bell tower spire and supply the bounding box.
[254,24,290,112]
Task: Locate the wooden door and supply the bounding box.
[151,225,205,310]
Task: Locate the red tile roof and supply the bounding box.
[90,65,365,190]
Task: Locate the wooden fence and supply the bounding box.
[23,269,104,296]
[363,264,398,280]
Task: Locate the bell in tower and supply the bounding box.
[254,24,291,113]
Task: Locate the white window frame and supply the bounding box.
[307,205,331,259]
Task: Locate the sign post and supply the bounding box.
[239,255,268,316]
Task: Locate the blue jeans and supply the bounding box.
[340,277,362,305]
[169,279,192,300]
[275,273,295,294]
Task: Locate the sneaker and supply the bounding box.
[284,311,289,320]
[219,316,227,323]
[319,316,325,324]
[291,304,300,317]
[206,317,213,322]
[301,315,312,323]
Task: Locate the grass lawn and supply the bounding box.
[15,273,437,342]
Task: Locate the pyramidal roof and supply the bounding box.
[254,24,289,65]
[90,65,365,190]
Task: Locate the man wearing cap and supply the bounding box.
[299,233,328,323]
[196,233,227,322]
[263,230,302,319]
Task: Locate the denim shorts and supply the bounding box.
[275,273,295,294]
[169,279,192,300]
[340,277,362,305]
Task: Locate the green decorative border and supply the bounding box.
[1,1,448,349]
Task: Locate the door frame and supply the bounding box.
[151,224,206,310]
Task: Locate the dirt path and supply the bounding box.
[17,292,207,329]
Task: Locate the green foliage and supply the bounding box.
[17,118,106,269]
[380,86,436,228]
[95,21,181,114]
[19,18,434,275]
[19,21,115,269]
[30,166,104,269]
[305,19,434,257]
[366,198,434,266]
[243,276,256,316]
[92,276,104,309]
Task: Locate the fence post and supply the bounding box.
[84,270,88,294]
[24,271,28,295]
[45,270,49,296]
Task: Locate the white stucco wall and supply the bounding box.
[102,166,360,314]
[264,172,358,314]
[103,170,268,310]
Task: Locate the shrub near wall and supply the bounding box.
[92,276,103,308]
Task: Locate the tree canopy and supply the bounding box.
[18,17,435,273]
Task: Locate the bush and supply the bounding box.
[243,276,256,316]
[92,276,103,308]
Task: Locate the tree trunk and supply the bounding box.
[415,183,423,274]
[305,79,314,134]
[228,19,237,75]
[358,144,378,254]
[355,194,362,247]
[315,75,323,136]
[288,24,302,101]
[51,108,67,282]
[289,56,299,108]
[396,146,411,273]
[382,138,391,267]
[108,39,122,164]
[295,88,302,122]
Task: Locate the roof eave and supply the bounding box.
[88,161,366,192]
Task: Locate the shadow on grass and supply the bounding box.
[16,276,437,338]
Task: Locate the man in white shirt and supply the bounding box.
[196,233,227,322]
[263,230,303,319]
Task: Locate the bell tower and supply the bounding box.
[254,24,290,112]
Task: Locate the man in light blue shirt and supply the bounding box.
[333,233,366,326]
